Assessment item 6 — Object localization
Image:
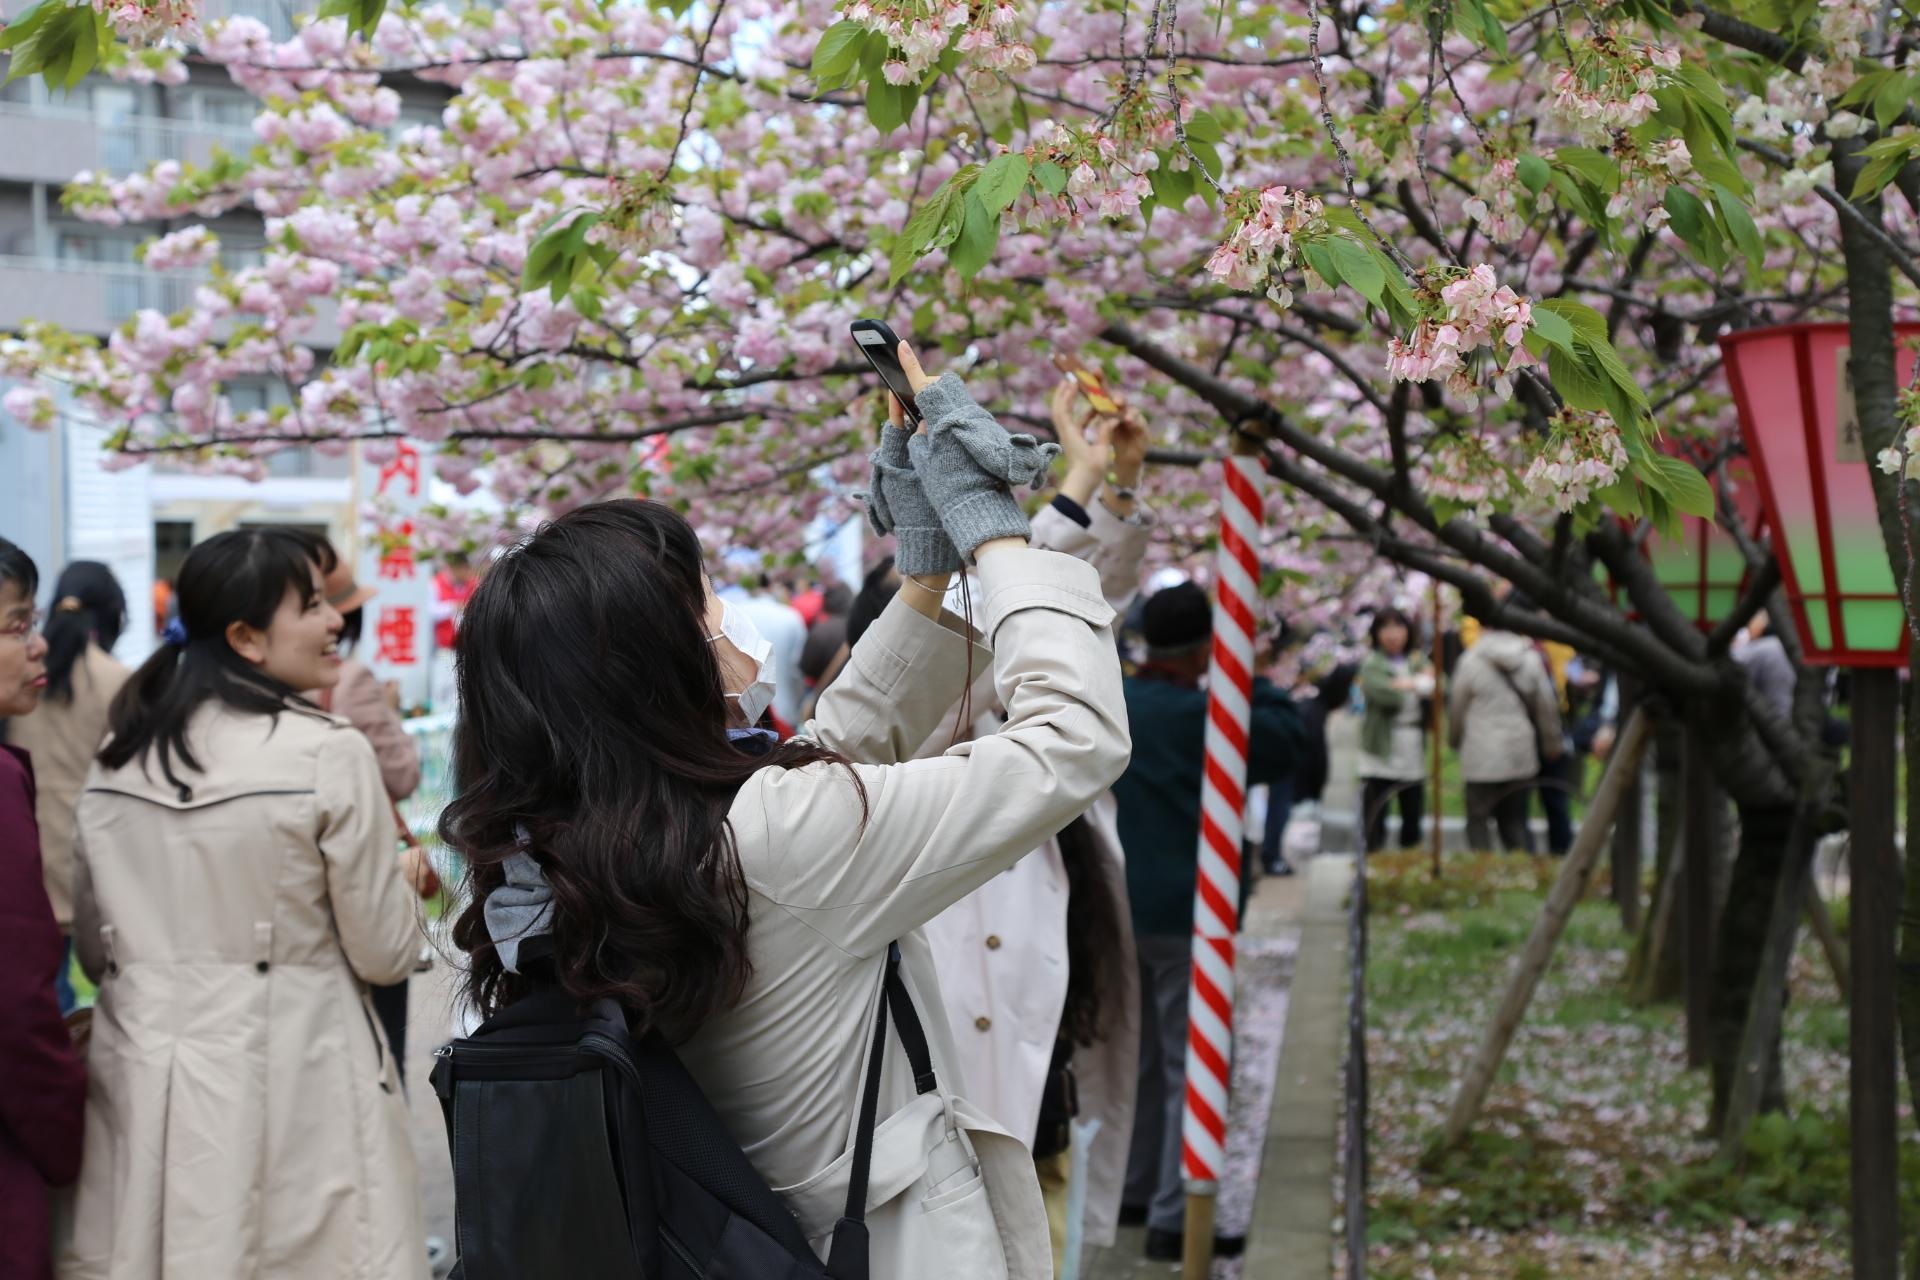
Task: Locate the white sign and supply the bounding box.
[355,440,433,710]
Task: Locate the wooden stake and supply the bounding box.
[1430,584,1445,880]
[1436,707,1655,1151]
[1681,721,1717,1070]
[1180,1186,1216,1280]
[1848,667,1899,1280]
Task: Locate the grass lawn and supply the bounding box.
[1352,851,1916,1279]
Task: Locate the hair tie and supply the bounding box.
[54,595,84,614]
[162,618,190,647]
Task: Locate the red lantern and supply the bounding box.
[1719,322,1919,667]
[1594,443,1766,631]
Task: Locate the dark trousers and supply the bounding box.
[1362,777,1425,852]
[1536,753,1575,855]
[1123,934,1191,1234]
[371,979,409,1091]
[1260,775,1296,871]
[1465,781,1534,853]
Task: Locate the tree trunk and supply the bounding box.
[1904,664,1920,1280]
[1628,714,1687,1001]
[1611,677,1646,932]
[1709,800,1794,1132]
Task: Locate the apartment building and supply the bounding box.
[0,2,442,662]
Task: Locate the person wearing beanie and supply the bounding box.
[1109,580,1304,1260]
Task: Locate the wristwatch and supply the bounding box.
[1104,472,1138,500]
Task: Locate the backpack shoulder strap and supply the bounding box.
[826,942,938,1280]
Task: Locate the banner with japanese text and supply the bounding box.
[356,439,432,710]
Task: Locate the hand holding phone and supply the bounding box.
[852,319,927,426]
[1051,352,1122,417]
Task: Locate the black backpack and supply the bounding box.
[429,942,938,1280]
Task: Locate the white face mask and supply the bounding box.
[708,598,778,726]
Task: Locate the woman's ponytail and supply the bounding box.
[42,561,127,703]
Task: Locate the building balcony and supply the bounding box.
[0,101,260,186]
[0,253,341,344]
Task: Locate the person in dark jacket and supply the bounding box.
[1112,581,1304,1260]
[0,537,88,1280]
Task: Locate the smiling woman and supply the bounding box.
[62,525,429,1280]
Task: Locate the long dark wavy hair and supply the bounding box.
[44,561,127,703]
[1053,815,1128,1046]
[99,528,333,799]
[442,500,861,1039]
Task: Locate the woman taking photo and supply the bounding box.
[9,561,130,1014]
[1357,606,1433,852]
[62,527,427,1280]
[445,340,1130,1278]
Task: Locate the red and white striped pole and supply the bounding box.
[1180,450,1265,1273]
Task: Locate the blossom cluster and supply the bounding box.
[841,0,1033,83]
[140,225,220,270]
[1421,433,1515,520]
[1385,264,1534,399]
[1463,157,1525,244]
[1203,184,1327,297]
[94,0,198,46]
[1549,32,1682,136]
[1609,137,1692,230]
[1522,410,1630,512]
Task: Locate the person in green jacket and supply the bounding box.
[1357,606,1434,852]
[1111,581,1303,1259]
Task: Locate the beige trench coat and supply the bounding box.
[922,498,1149,1250]
[59,701,427,1280]
[676,546,1132,1280]
[8,642,127,929]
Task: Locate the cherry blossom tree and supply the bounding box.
[5,0,1920,1196]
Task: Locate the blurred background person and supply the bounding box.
[1356,606,1433,854]
[1449,614,1561,854]
[9,562,130,1013]
[311,544,432,1086]
[63,527,426,1280]
[0,538,88,1280]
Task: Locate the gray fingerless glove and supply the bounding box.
[907,374,1060,562]
[864,422,962,576]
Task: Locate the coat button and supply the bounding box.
[974,1016,992,1032]
[255,960,269,973]
[985,935,1002,950]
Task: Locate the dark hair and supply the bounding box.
[846,556,899,649]
[44,561,127,703]
[0,537,37,598]
[338,606,364,653]
[821,583,854,616]
[442,500,862,1038]
[1142,581,1211,653]
[99,527,334,798]
[1369,607,1415,649]
[1054,815,1127,1046]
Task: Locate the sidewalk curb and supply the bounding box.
[1245,855,1353,1280]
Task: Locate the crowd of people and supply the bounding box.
[2,339,1640,1280]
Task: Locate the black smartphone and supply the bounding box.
[850,318,922,425]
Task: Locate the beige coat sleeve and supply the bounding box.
[1523,655,1565,747]
[315,728,419,985]
[71,818,102,983]
[741,547,1132,958]
[334,661,421,802]
[804,596,993,766]
[1029,500,1155,614]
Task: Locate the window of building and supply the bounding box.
[154,520,194,586]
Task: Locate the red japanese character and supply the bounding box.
[377,441,422,498]
[378,521,417,581]
[375,606,418,666]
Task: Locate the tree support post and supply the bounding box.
[1436,706,1655,1150]
[1611,675,1645,932]
[1850,666,1899,1279]
[1683,720,1718,1069]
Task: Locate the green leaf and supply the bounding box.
[1300,240,1343,288]
[1527,305,1577,354]
[1554,147,1620,194]
[1852,147,1913,201]
[1186,139,1223,181]
[1,1,102,90]
[890,178,963,285]
[1536,298,1607,341]
[948,191,998,279]
[1711,184,1763,272]
[1546,344,1608,413]
[974,153,1029,214]
[1184,109,1225,143]
[1873,73,1911,132]
[1328,235,1384,306]
[1034,161,1067,195]
[1516,154,1551,198]
[1674,64,1734,151]
[810,20,866,88]
[1643,454,1715,518]
[1663,186,1708,243]
[865,78,905,133]
[1147,161,1193,210]
[1595,479,1643,519]
[1837,69,1892,109]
